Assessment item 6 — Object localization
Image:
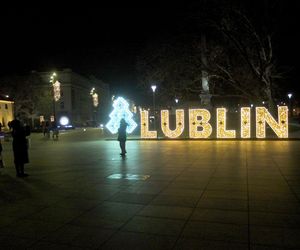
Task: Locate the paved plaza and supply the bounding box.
[1,129,300,249]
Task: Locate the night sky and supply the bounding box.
[0,4,299,101]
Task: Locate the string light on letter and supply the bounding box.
[241,107,251,138]
[217,108,236,138]
[256,106,288,138]
[161,109,184,138]
[189,109,212,138]
[140,110,157,138]
[53,81,61,101]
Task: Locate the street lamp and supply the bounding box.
[175,98,179,104]
[49,72,60,123]
[288,93,293,117]
[151,85,157,131]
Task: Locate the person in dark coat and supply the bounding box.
[118,119,128,156]
[9,119,30,177]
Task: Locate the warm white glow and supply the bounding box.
[256,106,288,138]
[241,107,251,138]
[288,93,292,99]
[60,116,69,126]
[151,85,157,92]
[216,108,236,138]
[53,80,61,101]
[161,109,184,138]
[40,116,44,123]
[140,110,157,138]
[92,93,98,107]
[189,109,212,138]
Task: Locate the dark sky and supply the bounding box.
[0,4,299,101]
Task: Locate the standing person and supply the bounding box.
[118,119,128,156]
[51,121,59,140]
[9,119,30,177]
[44,121,50,138]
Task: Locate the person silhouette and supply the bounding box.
[9,119,30,177]
[118,119,128,156]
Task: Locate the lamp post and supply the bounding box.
[151,85,157,131]
[49,72,61,123]
[288,93,292,117]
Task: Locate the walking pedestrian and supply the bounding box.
[9,119,31,177]
[118,119,128,156]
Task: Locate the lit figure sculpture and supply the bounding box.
[106,97,137,134]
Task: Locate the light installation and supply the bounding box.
[90,87,99,107]
[106,97,137,134]
[241,107,251,138]
[140,110,157,138]
[189,109,212,138]
[161,109,184,138]
[107,105,288,138]
[53,81,61,101]
[216,108,236,138]
[256,106,288,138]
[59,116,69,126]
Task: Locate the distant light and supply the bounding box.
[262,101,265,104]
[250,104,254,108]
[5,95,9,98]
[59,116,69,126]
[100,124,104,128]
[151,85,157,92]
[288,93,292,99]
[83,128,86,131]
[53,72,56,76]
[175,98,179,104]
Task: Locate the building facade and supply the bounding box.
[33,69,110,127]
[0,95,14,130]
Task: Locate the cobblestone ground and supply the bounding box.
[1,129,300,249]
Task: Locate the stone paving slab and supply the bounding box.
[0,130,300,249]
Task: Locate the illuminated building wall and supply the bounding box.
[0,97,14,129]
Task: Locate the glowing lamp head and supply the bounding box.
[151,85,157,93]
[175,98,179,104]
[288,93,292,99]
[59,116,69,126]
